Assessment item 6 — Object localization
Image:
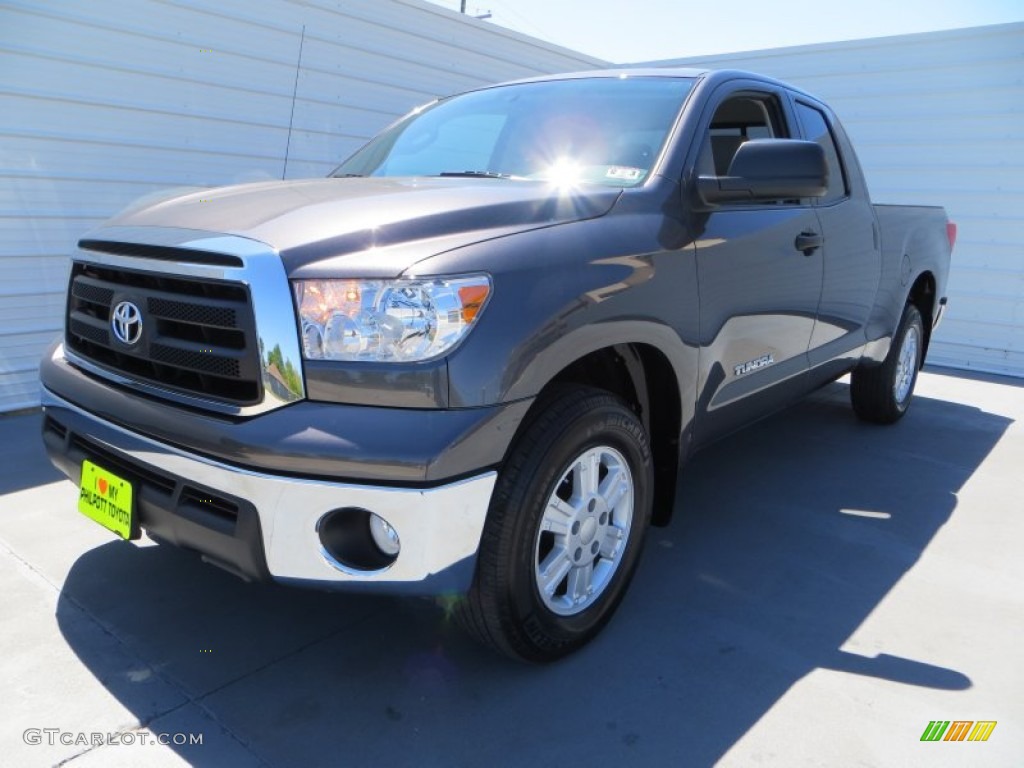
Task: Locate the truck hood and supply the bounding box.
[102,177,621,277]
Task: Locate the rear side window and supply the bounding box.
[795,102,847,204]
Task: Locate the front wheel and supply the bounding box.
[456,387,653,662]
[851,303,924,424]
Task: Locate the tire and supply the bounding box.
[851,303,924,424]
[456,386,653,662]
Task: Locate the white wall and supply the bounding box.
[0,0,603,412]
[642,22,1024,377]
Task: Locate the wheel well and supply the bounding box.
[542,344,682,526]
[908,272,936,359]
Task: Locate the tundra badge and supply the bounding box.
[735,354,775,377]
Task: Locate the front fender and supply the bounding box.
[437,228,700,413]
[406,181,701,428]
[500,319,696,405]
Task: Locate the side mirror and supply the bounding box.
[697,139,828,204]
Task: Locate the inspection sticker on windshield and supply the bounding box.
[606,166,644,181]
[78,460,135,539]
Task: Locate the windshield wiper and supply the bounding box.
[438,170,513,179]
[333,173,365,178]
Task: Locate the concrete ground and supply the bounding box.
[1,367,1021,768]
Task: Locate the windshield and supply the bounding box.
[331,76,694,188]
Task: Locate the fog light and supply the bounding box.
[317,507,399,572]
[369,513,400,557]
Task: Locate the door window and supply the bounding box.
[794,102,848,204]
[698,93,788,179]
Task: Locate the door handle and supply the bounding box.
[795,230,823,256]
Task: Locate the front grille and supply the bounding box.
[148,297,237,328]
[65,261,262,405]
[150,342,241,377]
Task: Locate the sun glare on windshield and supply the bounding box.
[545,157,584,189]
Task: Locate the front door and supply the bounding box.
[690,88,824,444]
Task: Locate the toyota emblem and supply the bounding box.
[111,300,143,345]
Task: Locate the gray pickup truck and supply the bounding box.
[41,68,954,661]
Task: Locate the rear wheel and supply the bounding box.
[851,303,924,424]
[456,387,653,662]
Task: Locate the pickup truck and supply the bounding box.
[40,68,954,662]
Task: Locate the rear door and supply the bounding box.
[690,84,824,444]
[792,97,881,378]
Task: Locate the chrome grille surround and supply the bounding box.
[63,227,305,416]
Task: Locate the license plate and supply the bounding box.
[78,460,136,540]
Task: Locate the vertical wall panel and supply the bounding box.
[0,0,602,411]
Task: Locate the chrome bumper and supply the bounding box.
[41,388,496,594]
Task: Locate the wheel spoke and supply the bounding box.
[599,467,628,510]
[542,497,575,536]
[581,451,600,496]
[537,547,573,596]
[566,562,594,603]
[599,524,625,560]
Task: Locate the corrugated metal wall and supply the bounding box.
[0,0,603,412]
[643,22,1024,377]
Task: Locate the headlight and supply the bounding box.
[293,276,491,362]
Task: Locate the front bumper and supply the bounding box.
[42,388,497,595]
[41,339,529,484]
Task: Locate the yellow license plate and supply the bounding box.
[78,460,135,540]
